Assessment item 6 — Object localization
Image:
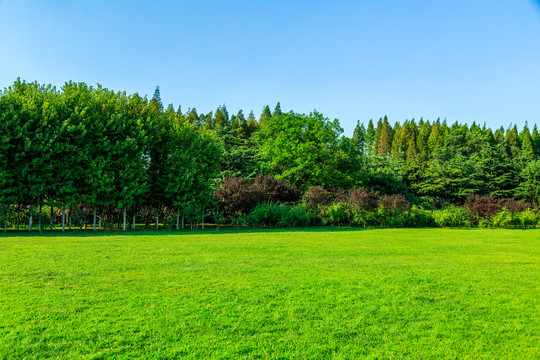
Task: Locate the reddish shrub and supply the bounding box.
[348,187,380,211]
[501,198,531,213]
[251,174,300,204]
[302,186,332,210]
[213,176,254,215]
[465,194,502,218]
[214,175,300,216]
[332,188,349,203]
[380,194,410,213]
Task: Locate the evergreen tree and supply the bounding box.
[531,124,540,157]
[187,108,198,125]
[377,116,392,157]
[352,121,366,156]
[273,102,282,117]
[150,86,163,111]
[259,105,272,126]
[214,104,229,129]
[365,119,376,157]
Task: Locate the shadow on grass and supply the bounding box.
[0,226,380,238]
[1,226,536,238]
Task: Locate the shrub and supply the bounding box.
[332,188,349,203]
[214,176,253,215]
[351,209,381,228]
[404,207,437,228]
[432,207,472,227]
[251,174,300,204]
[302,186,332,211]
[215,175,300,216]
[465,194,502,219]
[492,208,539,229]
[348,187,380,211]
[320,203,353,226]
[501,198,531,213]
[380,194,410,213]
[246,203,314,228]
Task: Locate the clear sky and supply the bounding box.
[1,0,539,135]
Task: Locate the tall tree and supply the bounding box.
[150,86,163,112]
[259,105,272,126]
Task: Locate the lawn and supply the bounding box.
[0,228,538,359]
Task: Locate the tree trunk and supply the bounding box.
[133,213,136,230]
[93,207,97,231]
[50,205,53,231]
[176,208,180,230]
[123,207,126,231]
[99,217,102,230]
[156,212,159,230]
[16,212,19,231]
[62,206,66,232]
[29,206,33,232]
[201,210,204,230]
[39,204,42,233]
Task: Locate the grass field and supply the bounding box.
[0,228,538,359]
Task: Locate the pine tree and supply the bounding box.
[204,112,214,130]
[505,125,520,158]
[273,102,282,117]
[391,122,402,160]
[377,116,392,157]
[406,133,418,164]
[427,122,442,155]
[187,108,198,126]
[365,119,376,157]
[150,86,163,111]
[352,121,366,156]
[416,121,431,161]
[531,124,540,158]
[214,104,229,129]
[259,105,272,126]
[247,110,258,135]
[520,125,535,162]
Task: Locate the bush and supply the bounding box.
[214,176,253,215]
[320,203,353,226]
[214,175,300,216]
[246,203,315,228]
[380,194,410,213]
[302,186,332,211]
[492,208,538,229]
[432,207,472,227]
[251,174,300,204]
[348,187,380,211]
[465,194,502,219]
[501,198,532,213]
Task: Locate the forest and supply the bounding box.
[0,79,539,231]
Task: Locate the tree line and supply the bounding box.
[0,79,538,231]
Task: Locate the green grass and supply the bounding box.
[0,228,538,359]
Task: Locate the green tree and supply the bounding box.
[256,111,362,190]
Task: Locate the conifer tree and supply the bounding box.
[273,102,282,117]
[187,108,198,125]
[377,116,392,157]
[365,119,376,157]
[150,86,163,111]
[352,121,366,156]
[214,105,229,129]
[259,105,272,126]
[531,124,540,157]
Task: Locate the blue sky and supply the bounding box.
[1,0,539,134]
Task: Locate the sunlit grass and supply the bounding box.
[0,228,538,359]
